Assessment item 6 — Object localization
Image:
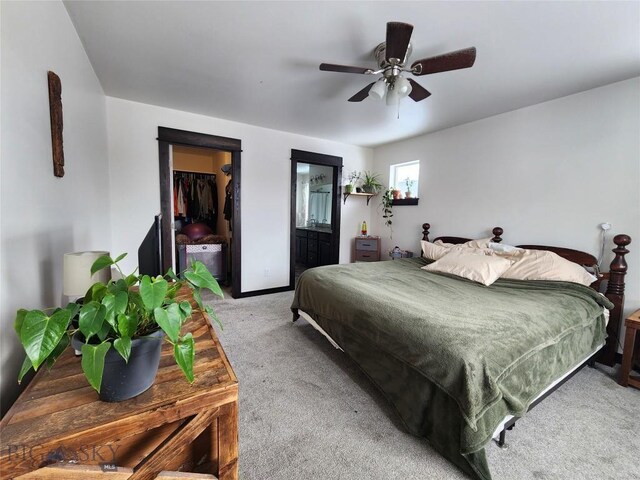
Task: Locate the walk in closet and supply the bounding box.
[172,145,233,286]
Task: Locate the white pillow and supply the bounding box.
[433,237,493,250]
[488,242,523,254]
[421,240,451,260]
[501,249,597,286]
[464,237,493,249]
[422,249,514,286]
[433,239,456,248]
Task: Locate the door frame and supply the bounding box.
[157,127,242,298]
[290,149,343,287]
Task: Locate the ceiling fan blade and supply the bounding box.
[348,82,375,102]
[320,63,372,74]
[411,47,477,75]
[386,22,414,62]
[407,79,431,102]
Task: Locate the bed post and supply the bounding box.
[598,234,631,366]
[491,227,503,243]
[422,223,431,241]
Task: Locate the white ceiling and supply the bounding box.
[64,1,640,148]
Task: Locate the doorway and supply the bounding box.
[290,149,343,286]
[173,145,233,288]
[158,127,241,298]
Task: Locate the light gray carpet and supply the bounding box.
[206,291,640,480]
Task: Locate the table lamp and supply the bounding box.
[63,251,111,302]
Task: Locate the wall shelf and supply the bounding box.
[343,191,376,205]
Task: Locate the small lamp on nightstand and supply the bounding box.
[63,251,111,303]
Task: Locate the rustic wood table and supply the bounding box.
[0,291,238,480]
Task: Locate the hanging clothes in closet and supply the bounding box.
[173,171,218,233]
[223,177,233,231]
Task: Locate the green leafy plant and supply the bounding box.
[404,177,415,191]
[361,171,384,193]
[15,253,223,393]
[381,187,394,238]
[345,170,361,186]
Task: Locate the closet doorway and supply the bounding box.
[158,127,241,298]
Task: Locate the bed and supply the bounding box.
[290,223,631,480]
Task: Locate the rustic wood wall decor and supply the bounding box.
[48,71,64,177]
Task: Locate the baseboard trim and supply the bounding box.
[234,285,294,298]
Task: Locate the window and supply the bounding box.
[389,160,420,198]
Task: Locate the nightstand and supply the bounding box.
[355,236,381,262]
[619,309,640,389]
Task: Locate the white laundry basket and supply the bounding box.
[177,243,227,282]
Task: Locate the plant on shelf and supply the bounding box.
[381,188,394,238]
[344,170,361,194]
[14,253,223,401]
[404,177,416,198]
[361,171,384,194]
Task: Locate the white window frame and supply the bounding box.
[389,160,420,197]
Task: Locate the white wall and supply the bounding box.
[0,1,110,414]
[372,77,640,321]
[106,97,373,293]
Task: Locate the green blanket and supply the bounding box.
[291,258,611,480]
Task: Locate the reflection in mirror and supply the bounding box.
[296,163,333,230]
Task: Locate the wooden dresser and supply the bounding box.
[355,236,381,262]
[0,290,238,480]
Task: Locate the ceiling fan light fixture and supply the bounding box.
[385,84,400,106]
[369,78,387,100]
[395,76,412,98]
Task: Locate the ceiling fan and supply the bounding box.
[319,22,476,105]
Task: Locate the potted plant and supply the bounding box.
[404,177,415,198]
[361,171,383,194]
[15,253,222,402]
[344,170,361,194]
[381,188,394,238]
[392,189,402,200]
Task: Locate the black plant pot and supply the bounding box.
[72,330,165,402]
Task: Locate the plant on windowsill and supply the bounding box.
[14,253,223,402]
[361,171,384,194]
[404,177,416,198]
[381,188,394,238]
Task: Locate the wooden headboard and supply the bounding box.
[422,223,504,244]
[421,222,632,367]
